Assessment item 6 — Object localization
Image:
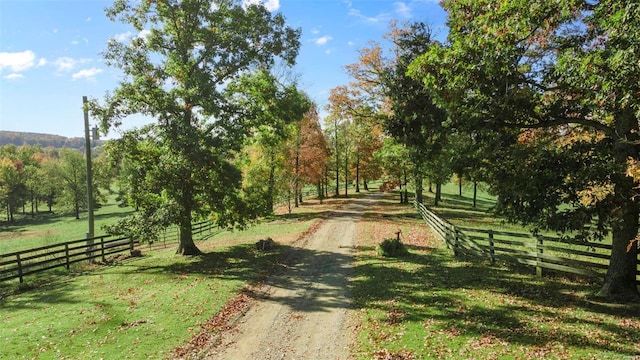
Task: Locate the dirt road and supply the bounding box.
[202,195,375,360]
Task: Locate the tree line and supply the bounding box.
[325,1,640,301]
[0,144,113,222]
[5,0,637,301]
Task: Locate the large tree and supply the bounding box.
[91,0,301,255]
[411,0,640,300]
[295,103,330,199]
[383,22,448,205]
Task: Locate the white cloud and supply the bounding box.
[86,17,92,22]
[138,29,152,41]
[394,2,412,18]
[71,40,80,46]
[263,0,280,11]
[72,67,103,80]
[53,57,76,72]
[347,41,355,47]
[53,57,91,73]
[113,31,133,43]
[348,7,390,23]
[243,0,280,11]
[315,35,333,46]
[4,73,24,80]
[0,50,36,72]
[37,58,47,67]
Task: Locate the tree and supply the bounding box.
[90,0,301,255]
[229,69,310,212]
[411,0,640,301]
[296,103,330,199]
[383,22,448,205]
[0,157,26,222]
[55,149,87,220]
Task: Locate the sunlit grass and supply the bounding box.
[352,191,640,359]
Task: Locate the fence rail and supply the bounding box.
[0,220,215,284]
[414,201,640,284]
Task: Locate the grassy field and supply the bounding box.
[351,191,640,359]
[0,198,136,254]
[0,197,325,359]
[1,183,639,359]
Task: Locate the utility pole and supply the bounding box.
[83,96,95,259]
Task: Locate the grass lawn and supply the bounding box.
[0,195,328,360]
[2,184,639,359]
[0,197,136,254]
[352,191,640,359]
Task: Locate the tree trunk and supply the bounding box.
[363,179,369,191]
[597,200,639,301]
[317,181,323,204]
[458,175,463,196]
[31,190,35,218]
[403,169,409,204]
[434,183,442,206]
[295,146,300,208]
[334,119,340,197]
[267,151,275,213]
[344,146,348,198]
[355,154,360,193]
[175,163,202,256]
[473,181,478,209]
[176,218,202,256]
[598,111,640,301]
[415,173,423,204]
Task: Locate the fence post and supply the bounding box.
[16,253,24,284]
[452,226,459,256]
[65,244,70,270]
[130,237,135,253]
[536,235,544,278]
[489,230,495,265]
[100,237,106,262]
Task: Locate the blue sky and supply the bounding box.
[0,0,447,139]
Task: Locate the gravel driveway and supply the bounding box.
[201,195,376,360]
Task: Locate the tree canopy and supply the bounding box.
[410,0,640,300]
[90,0,302,255]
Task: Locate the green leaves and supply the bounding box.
[93,0,302,253]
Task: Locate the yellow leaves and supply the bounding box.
[577,181,614,207]
[626,157,640,183]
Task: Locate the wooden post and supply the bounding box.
[83,96,95,262]
[16,253,24,283]
[100,237,106,262]
[65,244,70,270]
[452,226,459,256]
[489,230,495,265]
[536,235,544,278]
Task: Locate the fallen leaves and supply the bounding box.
[172,288,258,358]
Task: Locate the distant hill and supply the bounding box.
[0,131,105,149]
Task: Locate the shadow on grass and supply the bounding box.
[0,211,68,228]
[352,246,640,357]
[0,270,83,309]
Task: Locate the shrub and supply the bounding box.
[377,238,408,257]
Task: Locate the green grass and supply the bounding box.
[0,197,136,254]
[0,194,332,360]
[3,184,640,359]
[352,192,640,359]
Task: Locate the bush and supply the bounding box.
[377,238,408,257]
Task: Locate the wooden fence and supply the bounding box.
[0,220,216,284]
[414,201,640,284]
